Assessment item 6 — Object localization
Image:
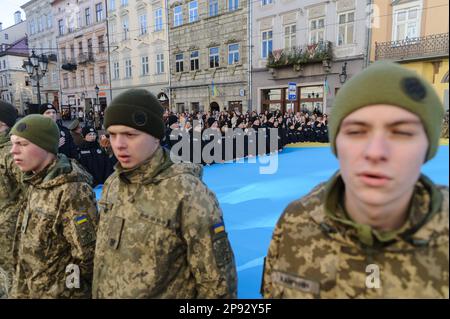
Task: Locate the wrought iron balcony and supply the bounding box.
[77,53,95,64]
[266,41,332,69]
[375,33,449,61]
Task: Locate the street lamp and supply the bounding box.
[22,50,48,105]
[94,85,100,129]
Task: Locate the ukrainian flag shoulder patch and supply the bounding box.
[75,215,88,225]
[212,221,225,234]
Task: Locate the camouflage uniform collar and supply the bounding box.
[115,146,173,184]
[23,154,73,187]
[323,171,443,248]
[0,130,10,147]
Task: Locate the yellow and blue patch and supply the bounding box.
[75,215,88,225]
[212,222,225,234]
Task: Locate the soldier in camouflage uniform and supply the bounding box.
[9,115,98,298]
[92,89,237,298]
[0,101,21,298]
[262,61,449,298]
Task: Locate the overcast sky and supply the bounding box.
[0,0,28,30]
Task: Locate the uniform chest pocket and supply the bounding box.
[136,208,180,247]
[22,208,57,234]
[107,216,124,250]
[21,208,58,255]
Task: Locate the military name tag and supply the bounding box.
[272,270,320,295]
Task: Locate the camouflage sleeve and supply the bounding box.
[180,176,238,298]
[59,182,98,291]
[262,202,317,299]
[261,216,282,298]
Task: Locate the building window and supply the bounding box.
[155,8,163,31]
[61,47,66,62]
[261,30,272,58]
[190,51,199,70]
[109,0,115,11]
[141,56,149,75]
[100,66,107,84]
[125,59,132,78]
[284,24,296,49]
[81,70,85,86]
[189,1,198,23]
[47,13,52,28]
[85,8,91,26]
[110,23,117,43]
[121,0,128,6]
[209,47,219,68]
[96,3,104,22]
[122,18,129,40]
[261,0,272,5]
[176,54,184,72]
[71,74,77,88]
[139,14,147,35]
[229,0,239,11]
[37,16,43,32]
[29,20,35,35]
[63,74,69,88]
[174,6,183,27]
[309,17,325,44]
[4,34,8,40]
[77,12,82,28]
[209,0,218,17]
[156,54,164,74]
[87,38,93,56]
[393,5,421,41]
[98,35,105,52]
[70,45,75,59]
[113,62,120,79]
[58,19,64,35]
[228,43,239,64]
[338,11,354,45]
[89,68,95,85]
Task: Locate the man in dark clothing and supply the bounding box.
[67,119,84,147]
[162,115,180,150]
[40,103,79,160]
[78,126,114,186]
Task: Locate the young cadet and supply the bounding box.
[262,61,448,298]
[9,115,97,298]
[92,89,237,298]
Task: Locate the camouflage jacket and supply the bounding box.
[0,131,23,297]
[10,154,98,299]
[262,173,449,298]
[92,146,237,298]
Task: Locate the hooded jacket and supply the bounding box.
[10,154,98,298]
[262,172,449,298]
[92,146,237,298]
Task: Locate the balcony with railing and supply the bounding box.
[375,33,449,61]
[266,41,333,70]
[77,53,95,64]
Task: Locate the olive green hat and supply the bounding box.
[10,114,60,154]
[104,89,165,139]
[329,61,444,162]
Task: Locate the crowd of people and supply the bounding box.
[160,109,330,164]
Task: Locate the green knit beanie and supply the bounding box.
[329,61,444,162]
[10,114,60,154]
[104,89,165,139]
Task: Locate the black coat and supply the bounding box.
[58,124,79,160]
[78,141,114,186]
